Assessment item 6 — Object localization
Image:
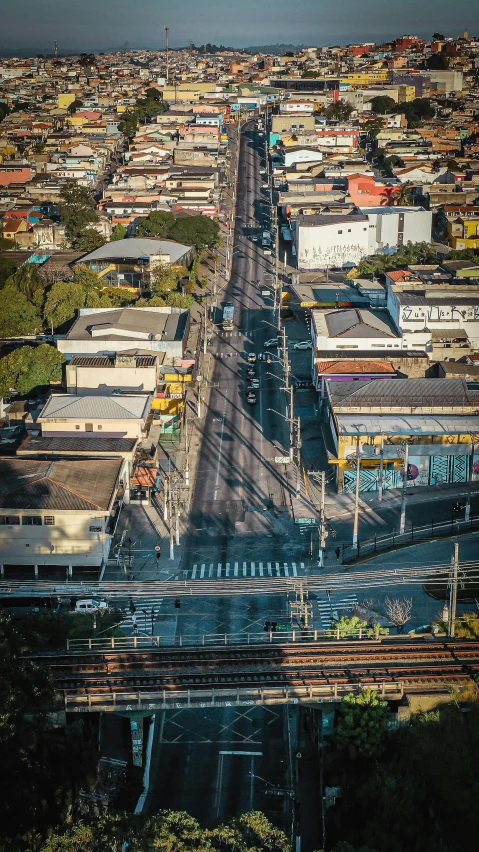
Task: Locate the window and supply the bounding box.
[0,515,20,525]
[85,423,93,432]
[22,516,42,526]
[97,425,102,430]
[44,516,55,525]
[338,229,343,234]
[89,525,103,532]
[348,229,351,233]
[75,425,80,430]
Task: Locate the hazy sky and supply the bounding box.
[1,0,478,50]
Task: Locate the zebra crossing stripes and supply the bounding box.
[120,597,164,636]
[316,593,358,629]
[189,562,304,580]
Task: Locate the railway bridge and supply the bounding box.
[30,637,479,713]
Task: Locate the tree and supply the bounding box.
[8,264,48,302]
[75,228,106,253]
[67,99,83,114]
[0,283,43,336]
[79,52,96,67]
[369,95,396,114]
[0,344,65,398]
[136,210,177,238]
[150,262,178,296]
[326,99,354,122]
[393,182,414,206]
[39,809,291,852]
[383,597,413,633]
[59,184,99,242]
[432,32,445,40]
[111,223,128,241]
[118,110,139,138]
[164,292,194,308]
[329,615,368,638]
[426,52,449,70]
[0,256,19,287]
[362,118,384,139]
[334,689,390,759]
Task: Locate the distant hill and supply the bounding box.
[244,44,308,54]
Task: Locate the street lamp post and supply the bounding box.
[347,437,362,548]
[378,433,385,502]
[399,440,411,535]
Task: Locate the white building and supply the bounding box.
[312,308,404,351]
[283,148,324,168]
[66,353,158,395]
[387,290,479,351]
[295,213,369,270]
[0,458,125,572]
[360,207,433,255]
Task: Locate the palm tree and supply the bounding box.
[393,182,414,207]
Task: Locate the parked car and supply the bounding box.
[293,341,313,350]
[246,391,257,404]
[75,599,109,613]
[249,379,260,389]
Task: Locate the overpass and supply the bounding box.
[31,637,479,713]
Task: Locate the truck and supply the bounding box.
[222,302,235,331]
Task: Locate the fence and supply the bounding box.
[342,514,479,562]
[63,680,405,712]
[65,627,388,652]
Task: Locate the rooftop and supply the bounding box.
[0,458,122,512]
[65,307,188,344]
[78,236,193,265]
[39,394,151,421]
[328,378,478,409]
[17,436,137,456]
[320,308,398,339]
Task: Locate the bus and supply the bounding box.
[223,302,235,331]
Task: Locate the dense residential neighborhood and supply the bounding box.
[2,15,479,852]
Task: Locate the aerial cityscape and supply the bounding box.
[2,4,479,850]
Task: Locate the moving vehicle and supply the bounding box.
[222,302,235,331]
[262,231,272,249]
[293,341,313,350]
[264,337,279,348]
[248,379,260,389]
[247,352,257,364]
[246,391,257,404]
[75,599,109,613]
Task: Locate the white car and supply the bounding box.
[75,599,109,613]
[249,379,260,389]
[264,338,279,348]
[293,341,313,350]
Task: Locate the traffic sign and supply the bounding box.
[274,456,291,464]
[276,623,294,631]
[295,517,316,525]
[154,545,161,552]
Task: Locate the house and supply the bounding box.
[361,207,433,255]
[446,214,479,251]
[66,352,159,395]
[325,378,479,493]
[314,358,397,395]
[386,289,479,352]
[76,236,194,288]
[312,308,404,352]
[0,458,125,573]
[57,307,189,360]
[346,174,400,208]
[38,394,151,440]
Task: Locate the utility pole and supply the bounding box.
[352,437,361,548]
[448,541,459,637]
[289,581,312,627]
[164,26,170,84]
[399,440,410,535]
[318,471,326,567]
[378,433,385,502]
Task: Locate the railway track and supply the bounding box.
[31,638,479,695]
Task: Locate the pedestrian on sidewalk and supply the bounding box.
[335,546,341,560]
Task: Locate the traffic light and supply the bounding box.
[264,621,271,631]
[129,600,136,614]
[174,598,181,609]
[271,622,277,632]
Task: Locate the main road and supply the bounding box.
[145,122,300,838]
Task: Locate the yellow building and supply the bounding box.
[448,216,479,250]
[340,70,390,88]
[58,93,76,109]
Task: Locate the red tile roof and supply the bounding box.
[385,270,416,281]
[315,360,396,375]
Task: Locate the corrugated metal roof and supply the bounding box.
[337,413,479,437]
[325,308,397,339]
[17,436,137,455]
[329,378,478,408]
[79,237,192,265]
[39,394,150,420]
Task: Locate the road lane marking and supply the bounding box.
[243,562,247,576]
[192,565,198,579]
[234,562,238,576]
[292,563,297,576]
[200,564,205,578]
[225,562,230,577]
[217,563,222,577]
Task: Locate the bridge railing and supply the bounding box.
[65,627,390,651]
[342,514,479,562]
[63,681,405,712]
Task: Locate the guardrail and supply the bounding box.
[65,627,389,652]
[63,681,406,712]
[342,514,479,562]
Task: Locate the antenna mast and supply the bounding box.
[54,39,58,61]
[165,26,170,84]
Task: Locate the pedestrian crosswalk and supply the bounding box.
[120,597,164,636]
[187,561,306,579]
[316,593,358,630]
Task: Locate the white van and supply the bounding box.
[75,599,109,613]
